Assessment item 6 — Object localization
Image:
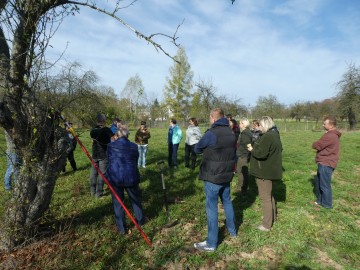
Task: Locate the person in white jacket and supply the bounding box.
[185,118,202,169]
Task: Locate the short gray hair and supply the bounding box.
[96,114,106,124]
[259,116,275,132]
[116,123,130,138]
[239,117,250,128]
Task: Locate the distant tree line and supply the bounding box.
[47,55,358,130]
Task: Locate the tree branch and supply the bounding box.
[66,0,180,63]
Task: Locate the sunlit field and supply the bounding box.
[0,126,359,269]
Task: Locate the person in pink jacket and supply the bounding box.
[312,115,341,209]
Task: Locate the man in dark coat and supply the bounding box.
[193,108,237,252]
[106,124,145,234]
[90,114,114,197]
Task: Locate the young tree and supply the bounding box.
[163,46,193,121]
[121,74,146,125]
[336,63,360,130]
[0,0,179,250]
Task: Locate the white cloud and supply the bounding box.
[45,0,360,107]
[271,0,324,25]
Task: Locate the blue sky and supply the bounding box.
[48,0,360,106]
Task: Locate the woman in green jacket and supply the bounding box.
[248,116,282,231]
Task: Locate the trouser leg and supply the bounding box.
[112,185,127,233]
[126,185,144,224]
[190,144,197,169]
[219,183,236,236]
[172,144,179,166]
[184,143,190,167]
[168,143,173,166]
[256,178,276,229]
[96,159,108,196]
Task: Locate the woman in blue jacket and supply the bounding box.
[167,118,182,168]
[106,124,145,234]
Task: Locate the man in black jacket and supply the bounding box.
[193,108,237,252]
[90,114,114,197]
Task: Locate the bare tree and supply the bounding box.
[336,63,360,130]
[0,0,179,250]
[190,78,218,122]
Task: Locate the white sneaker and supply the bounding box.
[257,225,270,232]
[194,241,215,252]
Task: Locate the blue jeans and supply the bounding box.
[204,181,236,248]
[111,183,144,233]
[90,158,108,197]
[4,152,21,190]
[314,164,334,208]
[137,144,148,167]
[168,143,179,166]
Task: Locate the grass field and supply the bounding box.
[0,126,359,269]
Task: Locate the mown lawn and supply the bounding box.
[0,127,359,269]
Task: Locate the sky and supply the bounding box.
[48,0,360,107]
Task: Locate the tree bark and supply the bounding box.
[0,1,69,251]
[348,108,356,130]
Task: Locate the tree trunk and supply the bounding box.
[0,123,68,251]
[348,108,356,130]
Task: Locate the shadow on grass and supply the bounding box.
[308,175,317,198]
[273,179,287,203]
[57,163,92,179]
[232,175,258,228]
[285,266,312,270]
[141,158,199,222]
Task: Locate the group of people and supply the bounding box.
[193,110,284,251]
[53,112,344,248]
[2,110,340,253]
[167,118,202,169]
[193,111,341,252]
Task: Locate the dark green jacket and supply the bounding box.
[249,127,282,180]
[236,128,252,158]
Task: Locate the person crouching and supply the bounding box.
[106,124,145,234]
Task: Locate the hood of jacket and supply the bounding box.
[211,117,229,128]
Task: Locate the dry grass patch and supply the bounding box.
[314,247,343,270]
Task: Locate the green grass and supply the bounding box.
[0,127,359,269]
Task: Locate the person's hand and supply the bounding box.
[247,144,253,151]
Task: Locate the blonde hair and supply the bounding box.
[259,116,275,132]
[240,117,250,128]
[116,123,130,138]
